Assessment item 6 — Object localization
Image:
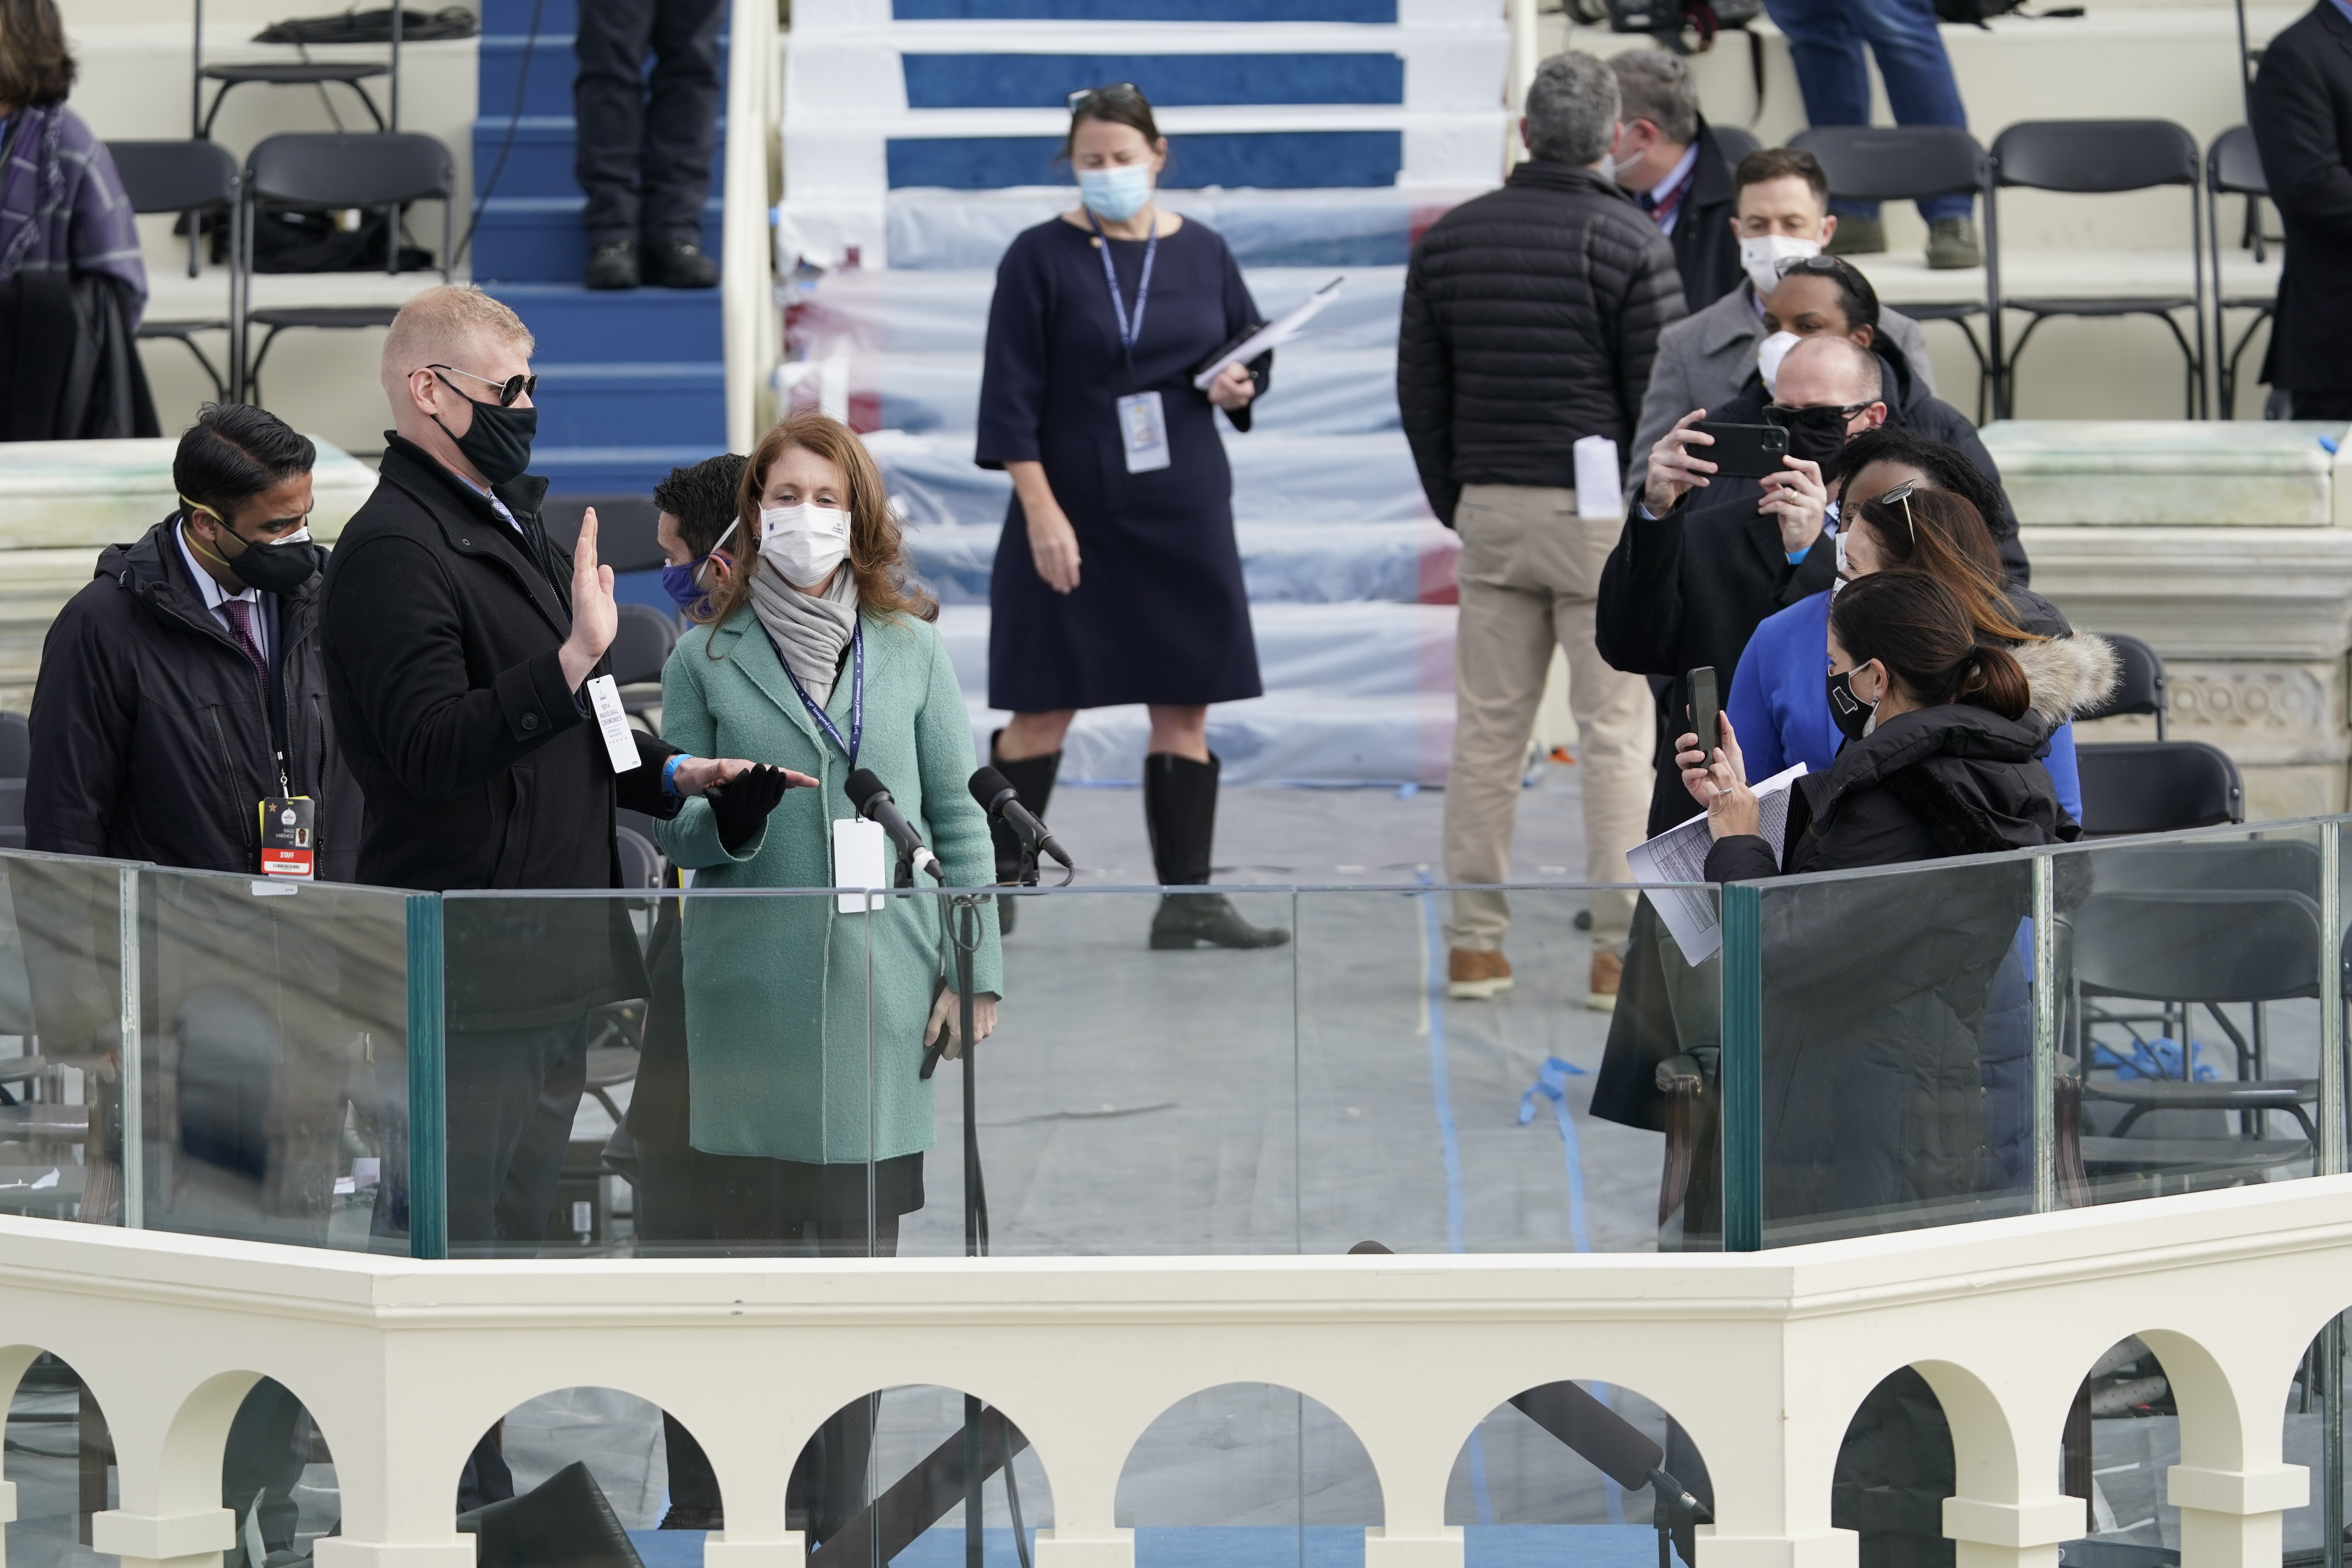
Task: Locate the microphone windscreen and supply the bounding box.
[1509,1381,1663,1489]
[845,768,887,813]
[969,766,1015,811]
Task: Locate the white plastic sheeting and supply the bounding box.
[864,346,1401,437]
[938,603,1456,786]
[908,518,1458,605]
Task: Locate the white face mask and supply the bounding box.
[1740,234,1821,299]
[759,502,851,588]
[1757,329,1802,396]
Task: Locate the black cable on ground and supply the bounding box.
[456,0,544,267]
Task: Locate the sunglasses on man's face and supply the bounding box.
[1067,82,1142,112]
[426,363,537,407]
[1763,401,1874,435]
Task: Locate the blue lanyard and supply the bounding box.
[1087,208,1158,377]
[778,621,863,770]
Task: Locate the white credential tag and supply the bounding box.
[1117,390,1171,474]
[584,675,639,774]
[834,817,887,914]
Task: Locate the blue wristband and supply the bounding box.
[662,753,695,798]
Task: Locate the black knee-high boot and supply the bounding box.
[1142,751,1289,951]
[989,731,1061,935]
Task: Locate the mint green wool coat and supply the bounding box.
[655,604,1002,1164]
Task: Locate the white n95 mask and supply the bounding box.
[760,503,852,588]
[1741,234,1821,299]
[1757,330,1802,397]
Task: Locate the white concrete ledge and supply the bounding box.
[2166,1463,2310,1515]
[1941,1496,2087,1548]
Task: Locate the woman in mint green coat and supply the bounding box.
[655,411,1002,1251]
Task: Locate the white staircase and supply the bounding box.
[775,0,1510,784]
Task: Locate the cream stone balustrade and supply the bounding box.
[1,1178,2347,1568]
[1993,420,2352,822]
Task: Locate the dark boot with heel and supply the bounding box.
[989,730,1061,936]
[1142,751,1289,951]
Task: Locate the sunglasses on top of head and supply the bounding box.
[426,364,537,408]
[1066,82,1142,112]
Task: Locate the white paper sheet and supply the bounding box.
[1626,763,1809,965]
[1190,276,1345,390]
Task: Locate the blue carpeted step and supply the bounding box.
[529,362,725,446]
[530,444,726,494]
[480,0,577,36]
[486,283,725,363]
[472,198,722,283]
[471,116,726,201]
[901,51,1405,109]
[884,129,1402,191]
[477,33,577,117]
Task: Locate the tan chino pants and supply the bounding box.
[1442,484,1652,954]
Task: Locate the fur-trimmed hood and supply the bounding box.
[2012,631,2119,728]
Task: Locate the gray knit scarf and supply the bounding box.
[750,559,859,706]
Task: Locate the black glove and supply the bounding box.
[708,764,793,852]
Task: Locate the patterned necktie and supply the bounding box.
[221,598,269,690]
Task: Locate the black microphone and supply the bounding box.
[845,768,943,884]
[969,766,1073,872]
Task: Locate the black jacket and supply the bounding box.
[1398,160,1687,526]
[319,438,679,1027]
[2252,2,2352,391]
[26,515,360,878]
[1704,704,2078,1231]
[1666,118,1743,312]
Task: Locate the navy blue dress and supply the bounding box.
[976,216,1267,711]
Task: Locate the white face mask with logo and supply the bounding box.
[759,502,852,588]
[1740,234,1822,299]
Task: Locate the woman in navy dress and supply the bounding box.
[976,83,1286,951]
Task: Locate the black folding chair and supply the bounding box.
[191,0,403,139]
[2205,125,2273,419]
[0,712,27,853]
[610,603,680,717]
[106,140,241,399]
[1711,123,1762,172]
[2074,741,2242,838]
[1791,126,1993,423]
[2073,631,2165,740]
[1987,120,2208,419]
[238,132,454,407]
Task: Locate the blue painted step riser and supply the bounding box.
[480,39,730,118]
[488,286,726,363]
[903,53,1404,110]
[896,0,1397,16]
[887,131,1402,190]
[472,121,724,201]
[534,452,724,493]
[532,387,726,447]
[472,203,722,283]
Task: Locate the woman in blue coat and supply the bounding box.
[656,412,1004,1254]
[975,83,1285,951]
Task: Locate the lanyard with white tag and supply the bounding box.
[768,624,884,913]
[778,621,863,771]
[1089,209,1171,475]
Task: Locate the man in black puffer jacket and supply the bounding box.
[1400,49,1686,1010]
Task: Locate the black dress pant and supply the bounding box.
[2287,388,2352,421]
[445,1018,588,1250]
[572,0,726,245]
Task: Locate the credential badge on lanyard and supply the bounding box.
[777,624,884,914]
[1091,210,1171,475]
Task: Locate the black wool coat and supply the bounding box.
[2253,2,2352,392]
[27,514,361,878]
[1666,119,1744,312]
[1398,159,1687,526]
[319,438,679,1027]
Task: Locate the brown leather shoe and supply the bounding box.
[1447,947,1514,1000]
[1587,949,1623,1011]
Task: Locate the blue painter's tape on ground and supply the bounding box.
[902,53,1404,109]
[886,131,1402,191]
[896,0,1395,19]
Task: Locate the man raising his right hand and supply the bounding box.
[321,285,787,1276]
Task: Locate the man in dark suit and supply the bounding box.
[2252,1,2352,419]
[320,285,780,1263]
[1608,50,1742,309]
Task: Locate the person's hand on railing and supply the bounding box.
[1676,713,1760,840]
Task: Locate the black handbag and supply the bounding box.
[250,6,476,44]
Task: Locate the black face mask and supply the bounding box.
[1766,402,1862,466]
[432,376,538,486]
[1826,669,1876,744]
[185,505,323,594]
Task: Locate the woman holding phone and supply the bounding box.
[975,81,1284,951]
